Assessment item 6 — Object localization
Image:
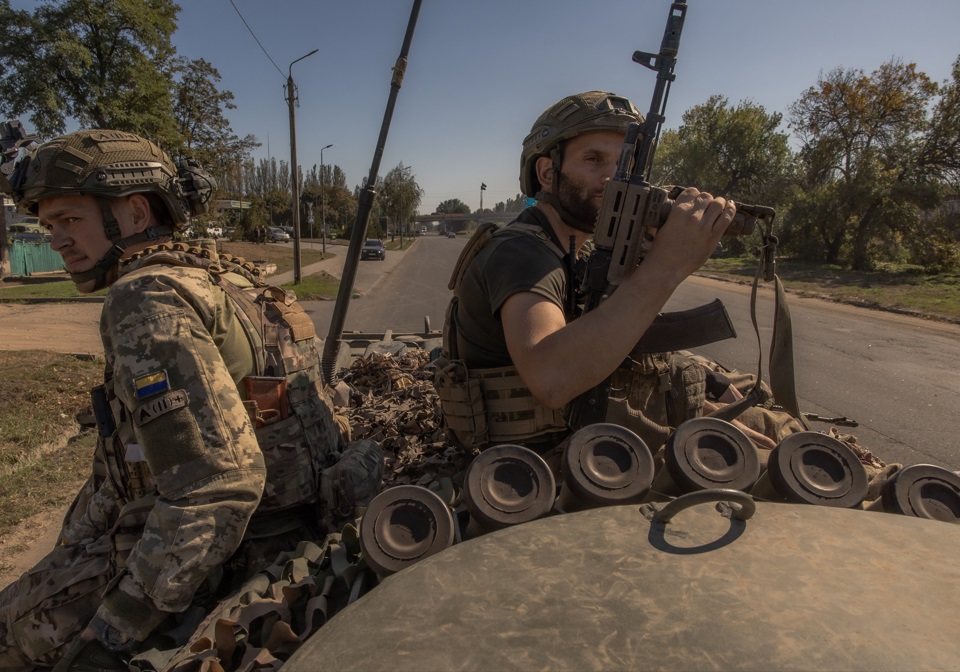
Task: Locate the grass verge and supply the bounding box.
[281,270,342,300]
[213,241,330,276]
[0,240,333,301]
[0,351,103,544]
[699,257,960,323]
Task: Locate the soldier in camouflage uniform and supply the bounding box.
[0,130,346,669]
[437,91,801,456]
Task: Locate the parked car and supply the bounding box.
[7,217,48,242]
[361,238,386,261]
[269,227,291,243]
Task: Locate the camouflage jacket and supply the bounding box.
[59,244,340,642]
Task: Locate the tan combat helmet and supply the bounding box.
[5,128,216,290]
[7,129,215,226]
[520,91,643,198]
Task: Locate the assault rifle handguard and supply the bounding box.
[568,0,778,430]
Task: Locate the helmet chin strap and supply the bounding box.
[67,198,171,291]
[538,147,597,234]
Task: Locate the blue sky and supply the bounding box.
[13,1,960,213]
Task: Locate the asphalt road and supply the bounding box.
[303,234,960,470]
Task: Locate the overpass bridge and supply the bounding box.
[413,212,518,232]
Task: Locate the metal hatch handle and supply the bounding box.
[648,489,756,523]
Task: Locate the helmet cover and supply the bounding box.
[520,91,643,197]
[7,129,215,224]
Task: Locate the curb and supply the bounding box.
[694,272,960,327]
[0,296,105,304]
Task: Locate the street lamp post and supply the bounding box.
[320,143,333,258]
[479,182,486,230]
[287,48,318,284]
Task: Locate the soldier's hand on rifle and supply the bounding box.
[645,187,735,280]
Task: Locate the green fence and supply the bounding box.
[9,239,64,276]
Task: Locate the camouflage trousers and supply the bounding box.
[0,516,320,670]
[0,536,113,669]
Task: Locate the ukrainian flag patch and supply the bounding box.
[134,370,171,399]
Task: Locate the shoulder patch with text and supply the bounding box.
[134,389,190,427]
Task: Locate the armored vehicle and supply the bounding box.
[154,187,960,672]
[155,1,960,669]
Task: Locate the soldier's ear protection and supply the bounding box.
[176,158,217,217]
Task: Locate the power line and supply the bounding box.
[227,0,285,79]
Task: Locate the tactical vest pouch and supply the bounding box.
[243,376,288,427]
[478,366,568,444]
[434,357,568,448]
[253,404,325,512]
[605,352,706,452]
[433,358,489,448]
[214,276,340,515]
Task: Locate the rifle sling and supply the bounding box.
[769,274,811,429]
[706,256,810,429]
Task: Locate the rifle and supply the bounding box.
[567,0,780,429]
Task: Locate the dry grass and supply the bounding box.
[218,241,329,276]
[0,351,102,541]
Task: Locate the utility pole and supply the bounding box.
[321,143,332,258]
[286,48,318,284]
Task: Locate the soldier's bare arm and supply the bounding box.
[502,189,732,409]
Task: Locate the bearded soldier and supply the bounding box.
[0,129,358,669]
[437,91,801,457]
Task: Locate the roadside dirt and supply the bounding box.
[0,301,103,356]
[0,501,74,588]
[0,302,101,588]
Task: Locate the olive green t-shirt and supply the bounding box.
[454,208,567,368]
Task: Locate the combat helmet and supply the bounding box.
[3,127,216,290]
[520,91,642,198]
[6,129,214,225]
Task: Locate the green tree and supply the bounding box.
[652,95,794,206]
[786,58,959,270]
[0,0,181,145]
[435,198,470,215]
[171,56,259,180]
[378,163,424,237]
[493,193,529,213]
[301,164,356,238]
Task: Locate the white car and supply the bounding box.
[269,227,291,243]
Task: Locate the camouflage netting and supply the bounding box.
[335,349,477,489]
[130,350,473,672]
